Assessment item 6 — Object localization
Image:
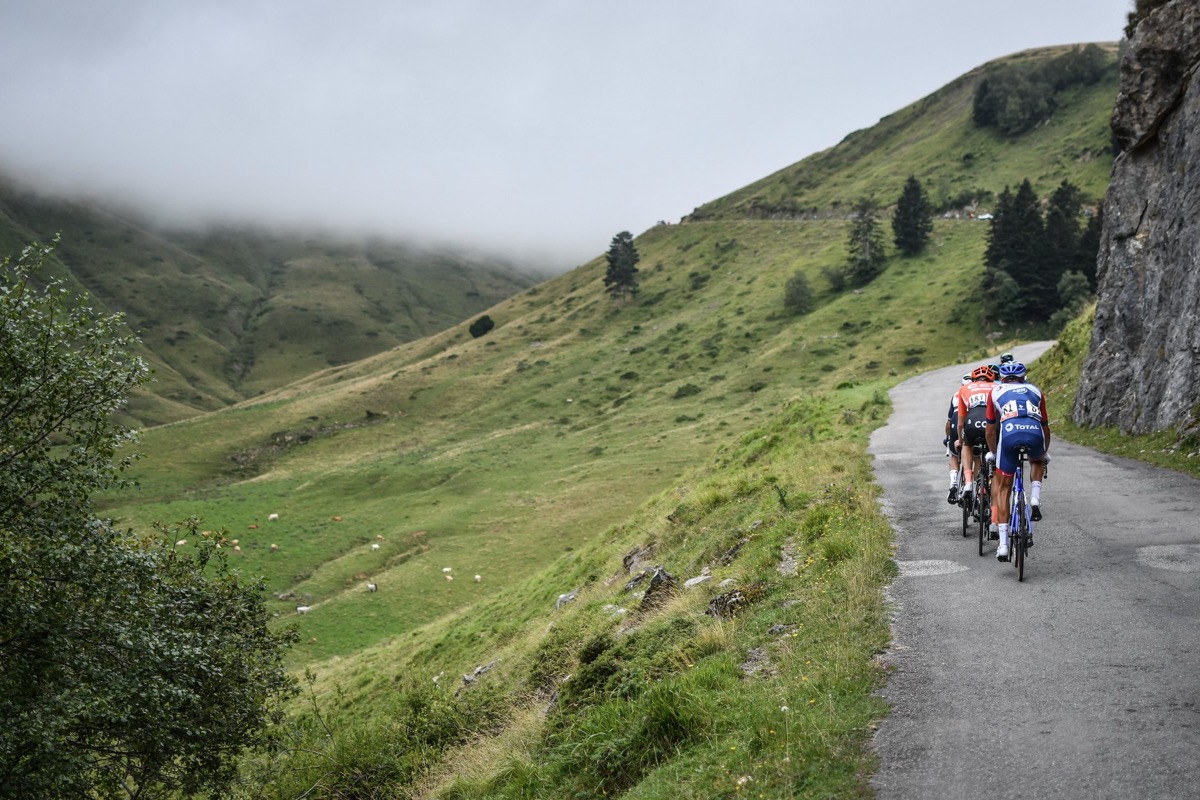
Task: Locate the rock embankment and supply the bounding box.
[1075,0,1200,435]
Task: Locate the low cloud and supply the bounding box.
[0,0,1130,268]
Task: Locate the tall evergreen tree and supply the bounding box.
[845,197,887,286]
[1040,180,1083,315]
[984,180,1045,319]
[892,175,934,256]
[603,230,640,301]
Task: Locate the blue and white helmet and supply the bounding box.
[998,361,1026,380]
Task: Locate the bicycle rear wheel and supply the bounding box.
[961,488,971,537]
[1015,492,1027,581]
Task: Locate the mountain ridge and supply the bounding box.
[0,174,542,426]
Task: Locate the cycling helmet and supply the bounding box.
[970,365,995,382]
[998,361,1026,380]
[999,352,1014,364]
[961,373,971,385]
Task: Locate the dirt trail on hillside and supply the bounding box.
[869,342,1200,799]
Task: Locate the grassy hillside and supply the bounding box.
[86,44,1131,797]
[691,44,1119,222]
[0,179,539,426]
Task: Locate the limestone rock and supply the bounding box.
[1075,0,1200,435]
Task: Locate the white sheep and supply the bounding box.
[296,605,311,614]
[442,567,452,573]
[175,539,187,547]
[371,543,380,551]
[268,513,279,522]
[367,582,378,592]
[270,543,279,552]
[474,574,482,583]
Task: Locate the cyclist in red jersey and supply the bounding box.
[955,365,996,508]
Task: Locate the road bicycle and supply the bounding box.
[1007,445,1035,582]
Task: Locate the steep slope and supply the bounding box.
[0,177,539,426]
[88,44,1125,797]
[103,44,1121,660]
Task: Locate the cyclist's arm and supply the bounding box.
[1039,393,1051,450]
[985,394,999,453]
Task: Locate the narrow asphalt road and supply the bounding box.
[869,343,1200,799]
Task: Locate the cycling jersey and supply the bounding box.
[986,381,1049,475]
[956,380,993,450]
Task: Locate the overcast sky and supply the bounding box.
[0,0,1132,268]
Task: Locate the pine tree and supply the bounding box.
[1041,181,1083,312]
[984,180,1044,319]
[603,231,640,301]
[892,175,934,256]
[845,197,887,286]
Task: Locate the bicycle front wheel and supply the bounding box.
[978,483,990,556]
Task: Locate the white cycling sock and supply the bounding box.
[950,471,958,486]
[1031,481,1041,503]
[998,523,1009,543]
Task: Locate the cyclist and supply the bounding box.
[984,361,1050,561]
[944,373,970,503]
[955,364,996,509]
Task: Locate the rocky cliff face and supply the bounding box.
[1074,0,1200,435]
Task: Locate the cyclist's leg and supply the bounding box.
[947,425,961,504]
[993,469,1014,560]
[1030,452,1046,521]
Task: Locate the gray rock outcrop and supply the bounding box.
[1074,0,1200,435]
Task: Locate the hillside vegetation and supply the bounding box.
[0,179,539,426]
[80,45,1135,797]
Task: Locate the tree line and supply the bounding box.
[972,44,1111,137]
[604,173,1101,332]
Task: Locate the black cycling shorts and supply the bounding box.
[961,408,989,450]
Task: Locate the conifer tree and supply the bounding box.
[892,175,934,256]
[984,180,1044,318]
[1041,180,1083,315]
[845,197,887,286]
[603,230,640,301]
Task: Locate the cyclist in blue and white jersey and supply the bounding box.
[984,361,1050,561]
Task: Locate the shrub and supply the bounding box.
[783,270,814,315]
[469,315,495,338]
